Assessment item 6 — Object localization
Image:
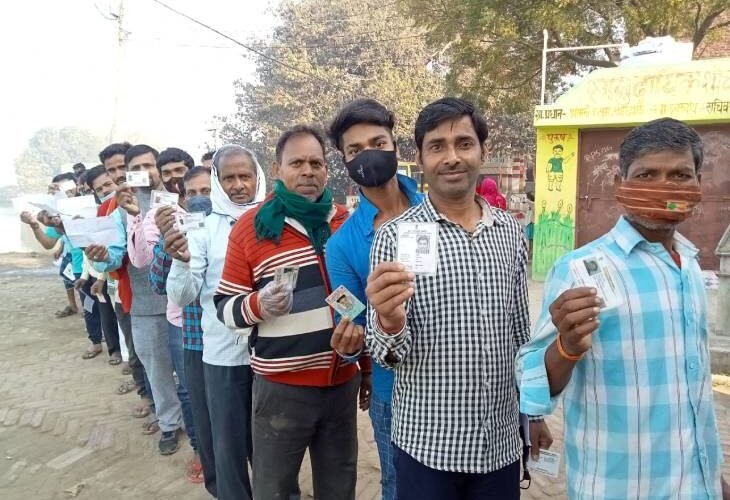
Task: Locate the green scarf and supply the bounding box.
[254,180,333,254]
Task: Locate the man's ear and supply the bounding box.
[613,172,623,188]
[415,150,422,167]
[696,172,702,185]
[271,162,279,180]
[480,143,488,163]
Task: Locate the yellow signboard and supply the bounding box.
[534,58,730,127]
[532,128,579,280]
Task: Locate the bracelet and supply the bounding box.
[556,334,583,361]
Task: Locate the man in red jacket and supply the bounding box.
[214,125,366,500]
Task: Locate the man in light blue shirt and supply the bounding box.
[325,99,424,500]
[516,117,727,499]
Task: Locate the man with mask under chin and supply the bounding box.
[324,99,423,500]
[517,117,728,499]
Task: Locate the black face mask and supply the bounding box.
[344,149,398,188]
[163,177,185,197]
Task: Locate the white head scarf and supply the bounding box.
[210,144,267,220]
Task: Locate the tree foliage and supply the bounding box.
[14,127,103,193]
[218,0,445,199]
[398,0,729,112]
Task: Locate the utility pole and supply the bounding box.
[109,0,127,143]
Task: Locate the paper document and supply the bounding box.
[57,195,98,218]
[62,216,119,248]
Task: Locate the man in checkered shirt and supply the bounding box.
[365,97,552,499]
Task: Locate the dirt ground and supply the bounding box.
[0,252,727,499]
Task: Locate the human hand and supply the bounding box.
[74,278,87,291]
[85,244,109,263]
[116,184,140,216]
[549,287,602,357]
[258,281,293,320]
[528,419,554,460]
[359,374,372,411]
[90,279,104,296]
[155,206,176,234]
[331,319,364,355]
[20,211,38,228]
[365,262,414,334]
[163,227,190,262]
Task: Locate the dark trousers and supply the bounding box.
[393,446,520,500]
[92,278,120,356]
[204,362,253,500]
[167,323,196,450]
[185,349,216,498]
[114,302,148,399]
[79,278,102,345]
[252,373,360,500]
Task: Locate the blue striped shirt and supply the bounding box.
[516,216,722,499]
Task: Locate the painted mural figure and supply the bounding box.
[546,144,575,191]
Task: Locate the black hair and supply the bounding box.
[52,172,76,183]
[124,144,159,167]
[85,165,110,190]
[553,145,564,151]
[275,125,326,163]
[157,147,195,171]
[328,99,395,152]
[73,162,86,171]
[201,151,215,162]
[619,117,703,177]
[183,166,211,184]
[98,142,132,163]
[414,97,488,150]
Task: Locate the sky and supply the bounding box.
[0,0,280,187]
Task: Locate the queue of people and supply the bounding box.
[20,97,727,500]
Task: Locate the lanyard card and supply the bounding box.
[325,285,366,322]
[569,252,623,309]
[396,222,439,275]
[126,170,150,187]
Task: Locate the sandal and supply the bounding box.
[81,344,103,359]
[115,380,137,395]
[121,362,132,375]
[142,418,160,435]
[131,402,151,418]
[108,353,123,366]
[185,456,204,484]
[55,306,77,318]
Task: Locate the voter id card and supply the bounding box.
[396,222,438,275]
[274,266,299,289]
[527,449,561,478]
[126,170,150,187]
[150,190,178,210]
[569,252,623,309]
[325,285,366,321]
[175,212,205,233]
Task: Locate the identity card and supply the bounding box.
[274,266,299,289]
[396,222,439,275]
[126,170,150,187]
[527,449,561,478]
[150,190,179,211]
[569,252,623,309]
[175,212,205,233]
[325,285,366,321]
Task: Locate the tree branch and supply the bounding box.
[693,8,727,47]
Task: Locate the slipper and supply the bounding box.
[81,345,103,359]
[142,418,160,435]
[115,380,137,395]
[108,354,123,366]
[55,306,77,318]
[131,403,151,418]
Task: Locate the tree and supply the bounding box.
[217,0,445,200]
[14,127,104,192]
[398,0,729,112]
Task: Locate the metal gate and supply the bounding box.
[576,125,730,270]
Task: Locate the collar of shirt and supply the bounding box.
[353,174,423,238]
[420,192,507,230]
[610,215,699,259]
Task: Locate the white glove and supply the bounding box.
[259,281,293,320]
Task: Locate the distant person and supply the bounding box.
[201,151,215,170]
[476,177,507,210]
[73,162,86,179]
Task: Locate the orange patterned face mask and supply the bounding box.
[615,181,702,222]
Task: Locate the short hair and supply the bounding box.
[85,165,110,190]
[73,162,86,171]
[619,117,703,177]
[553,145,564,151]
[201,151,215,162]
[124,144,159,167]
[275,125,326,163]
[99,142,131,163]
[328,99,395,152]
[183,166,211,184]
[157,147,195,171]
[52,172,76,183]
[213,144,259,178]
[414,97,488,150]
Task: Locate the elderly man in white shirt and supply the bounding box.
[165,145,266,500]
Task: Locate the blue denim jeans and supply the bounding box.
[370,392,396,500]
[168,322,197,450]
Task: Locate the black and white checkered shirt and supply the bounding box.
[367,195,530,474]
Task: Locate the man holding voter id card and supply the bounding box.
[365,98,551,500]
[214,126,364,500]
[516,118,728,499]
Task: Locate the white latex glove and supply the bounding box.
[259,281,293,320]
